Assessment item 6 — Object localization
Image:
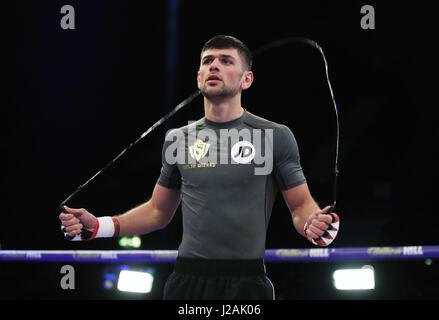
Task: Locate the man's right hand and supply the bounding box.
[59,205,96,238]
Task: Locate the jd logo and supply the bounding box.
[231,141,255,164]
[189,139,210,161]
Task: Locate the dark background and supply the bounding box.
[1,1,438,300]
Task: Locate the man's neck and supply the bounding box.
[204,95,244,123]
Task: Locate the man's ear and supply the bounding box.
[241,71,254,90]
[197,70,201,89]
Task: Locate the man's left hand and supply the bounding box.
[303,205,340,246]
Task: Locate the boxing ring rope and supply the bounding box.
[1,245,438,263]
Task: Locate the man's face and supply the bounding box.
[197,48,253,100]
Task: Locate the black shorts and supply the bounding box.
[163,257,275,300]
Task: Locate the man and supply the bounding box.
[59,35,339,300]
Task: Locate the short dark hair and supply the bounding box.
[201,35,252,70]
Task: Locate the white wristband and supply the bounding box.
[62,216,120,241]
[95,216,115,238]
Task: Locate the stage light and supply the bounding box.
[118,236,142,248]
[333,265,375,290]
[117,270,154,293]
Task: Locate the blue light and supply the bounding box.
[104,273,118,281]
[164,0,181,112]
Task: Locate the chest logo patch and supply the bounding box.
[189,139,211,161]
[231,141,255,164]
